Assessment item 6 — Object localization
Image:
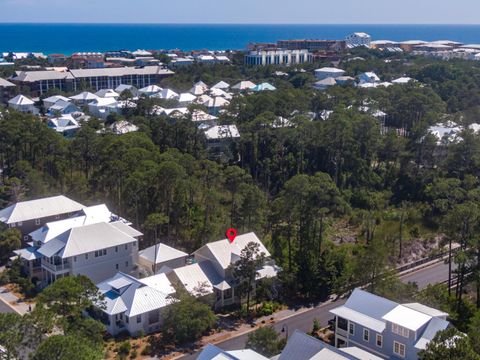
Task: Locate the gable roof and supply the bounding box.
[69,91,99,101]
[37,221,137,258]
[279,330,356,360]
[330,288,397,333]
[0,195,84,224]
[171,260,224,296]
[232,81,256,90]
[0,77,15,87]
[204,125,240,140]
[198,344,269,360]
[194,232,270,270]
[139,243,188,265]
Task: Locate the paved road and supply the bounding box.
[179,260,453,359]
[399,260,453,289]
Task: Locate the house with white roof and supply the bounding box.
[251,83,276,92]
[88,97,119,119]
[69,91,99,105]
[47,99,81,116]
[151,88,179,100]
[330,288,450,360]
[205,96,230,115]
[392,77,414,84]
[95,89,119,99]
[232,81,256,91]
[109,120,139,135]
[191,109,218,128]
[138,243,188,274]
[211,81,230,90]
[358,72,381,84]
[37,221,141,286]
[204,125,240,150]
[315,67,346,80]
[47,115,81,137]
[8,94,39,114]
[0,195,84,237]
[190,84,207,96]
[278,330,383,360]
[168,232,279,308]
[43,95,71,109]
[209,87,232,99]
[138,85,162,97]
[95,272,175,336]
[198,344,269,360]
[178,92,197,105]
[314,77,338,90]
[115,84,139,98]
[13,204,120,278]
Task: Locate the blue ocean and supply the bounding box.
[1,24,480,55]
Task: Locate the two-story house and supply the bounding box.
[166,232,279,309]
[330,289,450,360]
[37,221,141,286]
[0,195,85,240]
[12,204,138,280]
[95,272,175,336]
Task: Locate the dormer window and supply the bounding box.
[392,323,409,338]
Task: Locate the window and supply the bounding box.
[115,264,119,270]
[125,261,129,267]
[115,246,118,252]
[23,235,29,241]
[392,324,410,338]
[11,223,16,228]
[125,316,129,323]
[348,322,355,336]
[55,215,60,219]
[35,219,41,225]
[363,329,369,342]
[94,251,99,258]
[73,256,77,262]
[376,334,383,348]
[125,244,128,250]
[393,341,406,357]
[103,249,106,255]
[137,315,141,323]
[132,242,136,247]
[337,317,348,331]
[18,221,23,226]
[85,253,88,260]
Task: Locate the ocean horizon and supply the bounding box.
[1,23,480,55]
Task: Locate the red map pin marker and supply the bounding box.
[226,228,237,243]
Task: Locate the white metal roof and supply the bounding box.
[109,221,143,237]
[138,84,162,94]
[315,67,345,73]
[190,85,206,95]
[0,195,84,224]
[310,348,349,360]
[95,89,119,98]
[97,272,174,317]
[69,91,99,101]
[178,92,197,103]
[211,81,230,89]
[195,232,270,270]
[0,77,15,87]
[8,94,34,106]
[69,66,173,78]
[38,222,137,258]
[330,306,387,333]
[232,81,256,90]
[403,303,449,318]
[171,261,223,296]
[138,243,188,265]
[204,125,240,140]
[382,305,432,331]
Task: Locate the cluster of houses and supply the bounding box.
[1,76,279,152]
[1,49,231,70]
[1,195,453,358]
[313,67,415,91]
[371,40,480,61]
[1,195,279,337]
[199,288,452,360]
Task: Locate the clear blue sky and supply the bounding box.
[0,0,479,24]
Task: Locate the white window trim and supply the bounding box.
[392,323,410,338]
[363,329,370,342]
[35,219,41,225]
[376,334,383,348]
[348,322,355,336]
[393,341,406,358]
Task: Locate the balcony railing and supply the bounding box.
[41,259,71,272]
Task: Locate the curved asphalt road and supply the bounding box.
[179,260,452,360]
